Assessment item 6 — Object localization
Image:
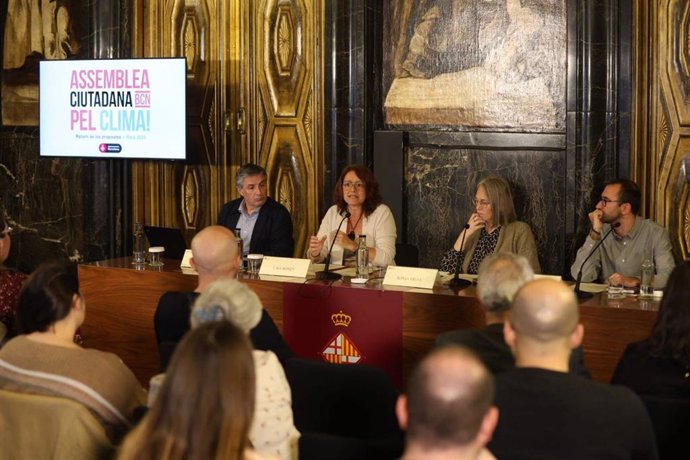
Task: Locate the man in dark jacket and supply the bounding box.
[217,163,294,257]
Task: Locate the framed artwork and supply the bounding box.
[383,0,566,132]
[2,0,83,126]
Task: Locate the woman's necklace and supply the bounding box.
[347,212,363,240]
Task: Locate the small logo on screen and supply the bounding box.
[98,143,122,153]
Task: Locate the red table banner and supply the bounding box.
[283,283,403,387]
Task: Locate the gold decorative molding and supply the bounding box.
[276,159,296,214]
[182,12,198,73]
[634,0,690,260]
[263,0,306,117]
[182,167,200,227]
[303,89,314,153]
[253,0,323,256]
[276,6,295,75]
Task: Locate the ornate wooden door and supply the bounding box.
[131,0,323,256]
[633,0,690,260]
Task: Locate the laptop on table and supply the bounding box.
[143,226,188,260]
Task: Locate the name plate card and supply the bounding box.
[180,249,193,269]
[383,266,439,290]
[259,256,310,278]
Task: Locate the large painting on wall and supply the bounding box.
[2,0,82,126]
[383,0,566,132]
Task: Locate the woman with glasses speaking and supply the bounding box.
[440,176,540,274]
[308,165,396,267]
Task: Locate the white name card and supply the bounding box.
[180,249,193,269]
[259,256,310,278]
[383,266,439,290]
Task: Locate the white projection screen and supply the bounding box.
[39,58,186,160]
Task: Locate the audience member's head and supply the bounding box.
[477,253,534,314]
[121,321,255,459]
[190,225,239,279]
[505,279,583,368]
[15,261,82,334]
[397,346,498,459]
[190,278,262,333]
[649,261,690,363]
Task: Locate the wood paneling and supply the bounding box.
[251,0,323,256]
[130,0,323,255]
[633,0,690,260]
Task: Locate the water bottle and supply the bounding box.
[234,228,244,270]
[132,222,146,264]
[356,235,369,277]
[640,258,654,298]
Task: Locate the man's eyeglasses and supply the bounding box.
[0,226,13,239]
[599,197,621,206]
[343,181,365,190]
[472,199,491,208]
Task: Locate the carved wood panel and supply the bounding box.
[250,0,323,256]
[131,0,322,254]
[132,0,224,238]
[634,0,690,260]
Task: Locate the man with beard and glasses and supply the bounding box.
[570,179,675,289]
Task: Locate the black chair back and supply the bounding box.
[286,358,404,459]
[285,358,401,438]
[640,394,690,459]
[394,243,419,267]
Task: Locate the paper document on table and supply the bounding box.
[576,282,608,293]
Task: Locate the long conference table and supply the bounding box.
[78,258,659,387]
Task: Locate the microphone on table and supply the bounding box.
[449,224,472,288]
[574,222,621,299]
[315,211,351,281]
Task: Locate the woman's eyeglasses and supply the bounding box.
[343,181,365,190]
[472,199,491,208]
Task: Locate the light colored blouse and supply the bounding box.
[313,204,397,267]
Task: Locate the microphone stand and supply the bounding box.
[574,222,621,299]
[449,224,472,288]
[315,211,351,281]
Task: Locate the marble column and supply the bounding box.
[323,0,382,215]
[0,0,131,272]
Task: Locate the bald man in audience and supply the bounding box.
[397,346,499,460]
[488,279,657,460]
[437,253,589,377]
[153,225,293,369]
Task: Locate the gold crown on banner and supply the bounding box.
[331,310,351,327]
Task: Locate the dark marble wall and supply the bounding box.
[566,0,632,260]
[323,0,382,215]
[405,133,566,273]
[0,0,131,273]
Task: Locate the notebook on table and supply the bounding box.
[143,226,188,260]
